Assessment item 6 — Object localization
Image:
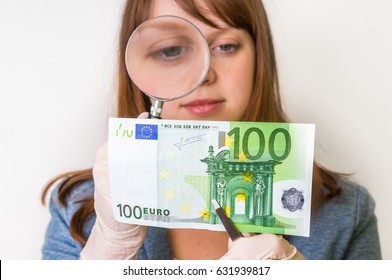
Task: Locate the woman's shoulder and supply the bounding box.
[313,177,377,237]
[50,179,94,205]
[49,178,95,229]
[43,179,95,259]
[324,178,375,218]
[61,178,95,200]
[289,177,381,259]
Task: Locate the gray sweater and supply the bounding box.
[42,179,382,259]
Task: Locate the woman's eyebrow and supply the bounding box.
[204,27,242,41]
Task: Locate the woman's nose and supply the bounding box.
[202,59,217,86]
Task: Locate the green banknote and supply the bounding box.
[109,118,315,237]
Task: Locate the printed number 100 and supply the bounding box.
[227,127,291,161]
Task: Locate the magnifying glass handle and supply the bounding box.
[149,99,164,119]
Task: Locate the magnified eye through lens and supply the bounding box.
[125,15,210,102]
[153,45,186,60]
[149,43,192,63]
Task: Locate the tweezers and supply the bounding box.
[211,199,243,241]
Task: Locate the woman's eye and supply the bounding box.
[150,46,189,61]
[214,44,239,54]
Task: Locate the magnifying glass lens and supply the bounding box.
[125,16,210,102]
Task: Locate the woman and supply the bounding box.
[42,0,381,260]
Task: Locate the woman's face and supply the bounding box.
[149,0,256,121]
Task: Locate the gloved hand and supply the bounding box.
[220,233,304,260]
[80,112,149,260]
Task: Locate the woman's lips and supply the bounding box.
[182,99,224,115]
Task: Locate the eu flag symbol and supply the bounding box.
[135,124,158,140]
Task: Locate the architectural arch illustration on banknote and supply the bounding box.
[201,145,283,229]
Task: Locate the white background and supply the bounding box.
[0,0,391,259]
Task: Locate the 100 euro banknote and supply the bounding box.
[109,118,315,237]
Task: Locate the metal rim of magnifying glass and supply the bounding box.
[124,15,211,102]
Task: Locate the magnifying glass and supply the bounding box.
[125,15,210,118]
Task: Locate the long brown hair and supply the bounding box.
[42,0,341,246]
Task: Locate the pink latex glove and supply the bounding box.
[80,113,149,260]
[220,233,304,260]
